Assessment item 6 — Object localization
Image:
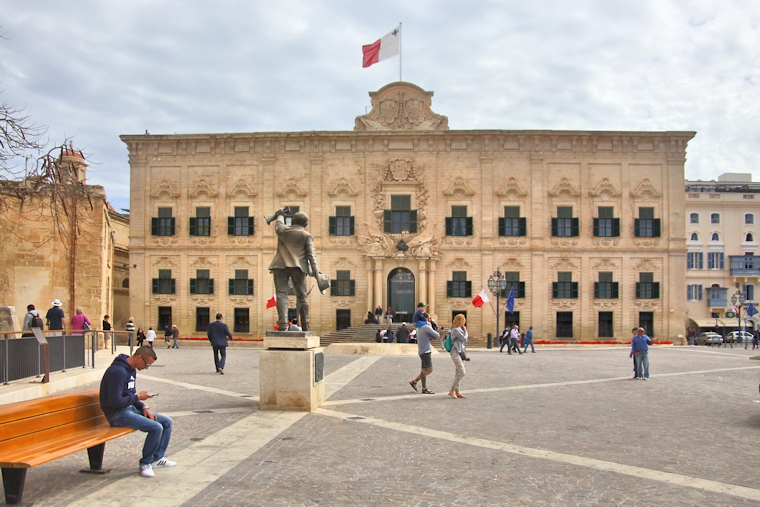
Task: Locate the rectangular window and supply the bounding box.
[229,269,254,296]
[336,309,351,331]
[690,213,699,224]
[446,206,473,236]
[639,312,654,337]
[634,207,660,237]
[504,311,519,330]
[190,269,214,295]
[158,306,172,331]
[556,312,573,338]
[447,271,472,298]
[151,207,175,236]
[283,206,300,226]
[499,206,526,237]
[553,272,578,299]
[687,284,703,301]
[189,207,211,237]
[552,206,578,237]
[594,272,619,299]
[711,213,720,224]
[384,195,417,234]
[598,312,613,338]
[196,307,210,332]
[593,207,620,237]
[500,272,525,298]
[746,214,755,225]
[234,308,250,333]
[330,270,355,296]
[744,284,755,301]
[707,252,724,270]
[152,269,175,294]
[636,272,659,299]
[329,206,355,236]
[687,252,704,269]
[228,207,254,236]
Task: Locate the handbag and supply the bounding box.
[444,332,452,352]
[459,351,467,361]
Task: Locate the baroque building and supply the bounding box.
[122,82,694,344]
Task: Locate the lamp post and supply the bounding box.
[487,269,507,339]
[730,290,747,349]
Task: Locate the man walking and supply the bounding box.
[126,317,136,348]
[409,313,439,394]
[509,325,523,355]
[522,326,535,353]
[207,313,233,374]
[45,299,66,336]
[99,346,175,478]
[631,327,652,380]
[22,304,44,337]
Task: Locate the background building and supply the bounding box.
[685,173,759,335]
[122,82,694,344]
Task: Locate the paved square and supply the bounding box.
[8,344,760,506]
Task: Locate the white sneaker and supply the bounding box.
[140,463,155,478]
[154,457,177,467]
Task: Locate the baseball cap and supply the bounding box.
[418,302,426,307]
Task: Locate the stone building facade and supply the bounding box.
[122,82,694,344]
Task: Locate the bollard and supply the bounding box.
[487,332,492,349]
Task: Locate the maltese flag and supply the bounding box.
[472,288,490,308]
[266,294,277,309]
[362,25,401,68]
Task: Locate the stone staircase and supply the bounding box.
[319,324,409,346]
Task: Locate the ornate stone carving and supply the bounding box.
[635,259,659,271]
[407,228,441,258]
[548,178,581,200]
[357,222,395,257]
[334,257,355,268]
[633,300,658,310]
[633,238,661,248]
[592,259,618,270]
[190,237,216,246]
[328,237,353,247]
[152,296,177,304]
[589,178,621,200]
[550,238,579,248]
[228,257,254,268]
[551,257,578,270]
[151,180,180,201]
[188,179,219,199]
[153,237,177,247]
[328,179,359,200]
[443,177,476,200]
[630,179,662,201]
[502,258,524,270]
[229,179,257,198]
[277,178,307,199]
[229,296,254,304]
[444,236,473,247]
[554,299,578,309]
[591,238,619,248]
[190,257,215,268]
[369,158,431,233]
[594,301,617,309]
[498,237,528,248]
[496,177,528,201]
[153,256,179,268]
[190,295,214,305]
[450,299,470,308]
[354,82,448,131]
[448,257,472,269]
[335,299,354,308]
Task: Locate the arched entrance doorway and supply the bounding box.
[388,268,415,323]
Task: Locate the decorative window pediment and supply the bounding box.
[229,179,257,199]
[277,178,307,199]
[589,178,621,199]
[188,179,219,199]
[443,177,476,200]
[151,180,180,200]
[328,179,359,200]
[496,178,528,200]
[548,178,580,199]
[630,179,662,200]
[153,256,178,268]
[550,257,578,270]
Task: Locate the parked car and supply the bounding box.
[695,332,723,346]
[727,331,754,344]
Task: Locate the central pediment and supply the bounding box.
[354,82,449,131]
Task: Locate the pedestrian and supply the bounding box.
[287,318,302,331]
[687,327,696,347]
[448,313,468,399]
[146,327,156,348]
[412,302,426,328]
[207,313,233,374]
[509,325,523,355]
[365,311,375,324]
[126,317,136,348]
[45,299,66,336]
[396,322,409,343]
[171,325,179,348]
[630,327,652,380]
[409,312,439,394]
[753,329,760,350]
[70,308,92,336]
[102,315,112,349]
[630,327,638,378]
[136,327,146,347]
[498,327,510,352]
[385,325,394,343]
[522,326,535,353]
[164,324,172,348]
[375,305,383,324]
[410,328,417,343]
[385,306,393,325]
[22,304,44,337]
[99,346,175,478]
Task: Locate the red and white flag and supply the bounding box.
[472,288,490,308]
[362,24,401,68]
[266,294,277,309]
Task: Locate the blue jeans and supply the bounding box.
[109,406,173,465]
[173,335,179,348]
[634,350,649,379]
[523,339,535,353]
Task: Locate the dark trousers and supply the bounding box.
[509,338,522,354]
[213,346,227,371]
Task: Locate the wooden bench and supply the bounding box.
[0,389,134,505]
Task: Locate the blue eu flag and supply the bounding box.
[747,303,758,317]
[506,288,515,314]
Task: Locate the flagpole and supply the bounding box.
[399,22,402,82]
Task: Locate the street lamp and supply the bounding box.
[730,290,747,349]
[487,269,507,339]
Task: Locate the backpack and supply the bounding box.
[28,312,44,330]
[444,332,452,352]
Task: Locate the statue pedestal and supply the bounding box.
[259,331,325,412]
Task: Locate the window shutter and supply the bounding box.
[653,219,661,237]
[152,278,159,293]
[635,282,641,299]
[170,279,176,294]
[445,217,453,236]
[409,210,418,233]
[571,218,579,237]
[551,218,558,236]
[593,218,600,237]
[189,218,197,236]
[518,281,525,298]
[447,281,453,297]
[208,279,214,294]
[349,216,355,235]
[170,218,176,236]
[653,282,660,299]
[612,282,619,299]
[518,217,527,236]
[247,217,254,235]
[571,282,578,298]
[634,219,641,237]
[498,217,506,236]
[594,282,600,299]
[612,218,620,237]
[190,279,197,294]
[349,280,356,296]
[330,279,337,296]
[384,210,392,233]
[247,279,254,295]
[552,282,559,298]
[151,218,159,236]
[465,281,472,298]
[328,216,337,235]
[228,217,234,235]
[465,217,473,236]
[697,284,702,300]
[229,279,235,295]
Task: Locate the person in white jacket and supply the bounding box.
[146,327,156,348]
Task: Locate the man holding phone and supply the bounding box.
[99,346,175,478]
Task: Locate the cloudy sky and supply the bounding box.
[1,0,758,212]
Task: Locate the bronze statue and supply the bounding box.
[267,208,328,331]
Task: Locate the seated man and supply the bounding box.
[99,346,175,478]
[287,318,303,331]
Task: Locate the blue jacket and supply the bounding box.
[207,320,233,347]
[100,354,144,420]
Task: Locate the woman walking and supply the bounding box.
[448,313,468,399]
[136,327,146,347]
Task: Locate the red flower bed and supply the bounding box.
[178,337,263,342]
[532,340,672,345]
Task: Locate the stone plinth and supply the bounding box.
[259,332,325,412]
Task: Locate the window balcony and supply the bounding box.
[729,255,760,276]
[707,298,727,308]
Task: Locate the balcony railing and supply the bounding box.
[707,298,727,308]
[729,255,760,276]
